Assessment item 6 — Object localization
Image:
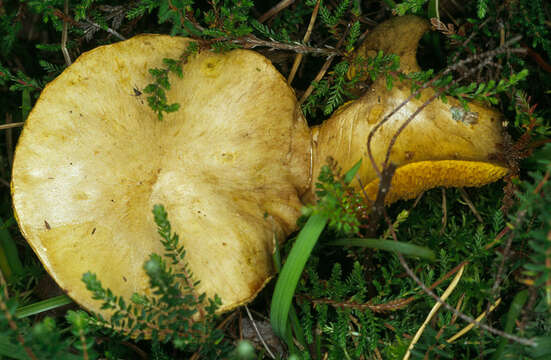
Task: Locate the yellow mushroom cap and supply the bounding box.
[12,34,311,317]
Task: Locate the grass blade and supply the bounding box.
[343,159,362,184]
[0,217,24,281]
[491,290,529,360]
[270,213,328,338]
[15,295,73,318]
[327,238,435,260]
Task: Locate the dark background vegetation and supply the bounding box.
[0,0,550,359]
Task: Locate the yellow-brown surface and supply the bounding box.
[12,35,311,316]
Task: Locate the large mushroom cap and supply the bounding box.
[12,34,311,316]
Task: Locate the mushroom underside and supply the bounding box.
[11,34,311,317]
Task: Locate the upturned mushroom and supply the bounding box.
[11,16,508,319]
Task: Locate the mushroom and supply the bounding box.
[309,15,509,204]
[11,16,508,319]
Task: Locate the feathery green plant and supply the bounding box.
[82,204,230,357]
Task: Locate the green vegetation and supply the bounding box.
[1,0,550,359]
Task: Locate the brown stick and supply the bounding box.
[238,35,342,57]
[4,114,15,171]
[298,31,348,104]
[440,188,447,234]
[298,55,336,104]
[288,0,321,84]
[458,188,483,223]
[0,122,24,130]
[365,163,396,237]
[61,0,72,66]
[257,0,295,23]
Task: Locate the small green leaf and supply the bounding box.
[327,238,435,260]
[343,159,362,184]
[491,290,529,360]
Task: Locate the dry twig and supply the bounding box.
[238,35,342,57]
[288,0,321,84]
[258,0,295,23]
[440,188,447,234]
[61,0,72,66]
[0,122,24,131]
[298,30,348,104]
[83,18,126,41]
[458,188,483,223]
[244,305,276,359]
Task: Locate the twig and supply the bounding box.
[478,213,524,342]
[244,305,276,359]
[84,18,126,41]
[430,293,465,352]
[298,31,348,104]
[446,298,501,344]
[237,35,342,57]
[120,340,148,360]
[298,55,336,104]
[258,0,295,23]
[451,17,491,63]
[365,163,397,237]
[0,122,24,130]
[374,346,383,360]
[0,70,42,91]
[384,213,537,347]
[61,0,72,66]
[299,293,416,312]
[0,268,8,299]
[458,188,483,223]
[440,188,447,234]
[412,191,425,208]
[521,42,551,73]
[78,327,89,360]
[288,0,320,84]
[384,322,412,339]
[4,115,16,169]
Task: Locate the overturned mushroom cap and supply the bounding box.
[12,35,311,315]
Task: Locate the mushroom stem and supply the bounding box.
[306,16,509,203]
